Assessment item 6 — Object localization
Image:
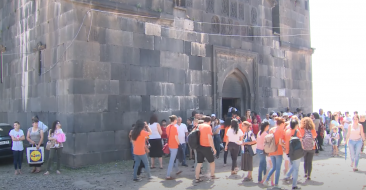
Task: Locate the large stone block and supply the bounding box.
[95,80,110,94]
[101,112,123,131]
[140,49,160,66]
[129,65,150,81]
[160,51,189,70]
[189,56,202,71]
[145,22,161,36]
[73,113,102,133]
[133,33,154,50]
[66,41,100,61]
[81,95,108,112]
[67,79,95,94]
[154,36,184,53]
[74,133,88,154]
[167,68,186,84]
[83,61,111,80]
[105,29,133,47]
[114,130,130,151]
[129,95,142,112]
[87,131,115,152]
[130,81,147,95]
[122,112,139,127]
[149,67,169,82]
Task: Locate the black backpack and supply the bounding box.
[187,127,200,150]
[289,130,304,160]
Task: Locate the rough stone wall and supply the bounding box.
[0,0,313,167]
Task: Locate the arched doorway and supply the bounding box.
[220,70,250,119]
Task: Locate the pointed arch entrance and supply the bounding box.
[213,46,259,120]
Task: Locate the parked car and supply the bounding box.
[0,123,13,159]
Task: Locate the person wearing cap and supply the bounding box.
[283,113,289,122]
[269,113,277,129]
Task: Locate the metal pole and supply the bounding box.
[1,52,3,83]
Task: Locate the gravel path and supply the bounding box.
[1,144,366,190]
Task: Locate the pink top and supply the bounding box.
[256,131,268,150]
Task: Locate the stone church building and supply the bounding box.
[0,0,313,167]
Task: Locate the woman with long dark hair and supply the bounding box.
[44,120,65,175]
[221,118,232,166]
[224,119,244,174]
[132,120,153,182]
[148,114,163,169]
[257,121,269,182]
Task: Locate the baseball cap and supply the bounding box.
[272,113,278,116]
[283,113,289,117]
[211,114,216,117]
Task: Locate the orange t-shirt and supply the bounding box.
[283,129,301,154]
[269,126,285,156]
[298,128,317,150]
[221,126,230,143]
[133,130,149,155]
[167,124,179,149]
[199,124,213,147]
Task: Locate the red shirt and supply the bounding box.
[161,127,167,139]
[269,126,285,156]
[252,124,259,136]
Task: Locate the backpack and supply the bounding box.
[187,127,200,150]
[302,129,315,150]
[264,132,277,154]
[289,130,304,160]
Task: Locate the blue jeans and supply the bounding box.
[286,158,301,187]
[257,149,266,182]
[214,135,221,157]
[166,148,179,177]
[13,150,23,170]
[181,143,187,165]
[133,154,150,179]
[265,155,283,185]
[349,139,363,168]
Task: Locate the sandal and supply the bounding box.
[35,169,41,173]
[165,177,175,180]
[150,166,156,169]
[353,168,358,172]
[14,171,18,175]
[195,178,204,183]
[56,170,61,174]
[44,171,50,175]
[18,170,22,175]
[231,171,237,175]
[211,175,219,179]
[176,171,182,175]
[31,168,36,173]
[242,177,253,182]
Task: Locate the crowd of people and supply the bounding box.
[8,116,66,175]
[129,108,366,189]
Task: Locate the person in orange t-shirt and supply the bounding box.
[195,116,217,182]
[220,118,232,166]
[165,115,182,180]
[298,117,317,180]
[283,119,302,189]
[131,120,152,182]
[263,118,286,186]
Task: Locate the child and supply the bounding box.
[54,127,66,148]
[331,127,339,157]
[9,121,25,175]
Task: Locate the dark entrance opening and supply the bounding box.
[222,98,241,119]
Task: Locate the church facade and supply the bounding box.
[0,0,313,167]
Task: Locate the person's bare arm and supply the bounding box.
[19,134,25,141]
[175,135,180,145]
[37,130,44,149]
[360,125,365,141]
[146,125,152,136]
[208,134,216,155]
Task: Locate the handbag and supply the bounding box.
[244,131,256,156]
[46,131,55,150]
[162,126,171,154]
[27,145,44,164]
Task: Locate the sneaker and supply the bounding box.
[133,178,142,182]
[263,180,269,187]
[292,186,301,189]
[182,164,188,167]
[283,177,291,181]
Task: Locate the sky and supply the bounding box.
[310,0,366,114]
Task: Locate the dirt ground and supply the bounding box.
[1,143,366,190]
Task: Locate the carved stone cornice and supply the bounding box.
[280,41,315,55]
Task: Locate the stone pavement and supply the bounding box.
[1,143,365,190]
